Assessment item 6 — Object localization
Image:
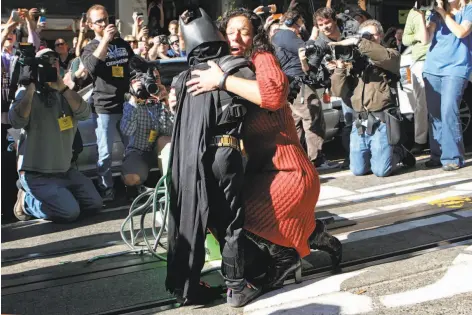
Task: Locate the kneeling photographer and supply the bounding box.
[329,20,416,177]
[120,56,173,198]
[9,47,102,222]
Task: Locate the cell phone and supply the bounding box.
[11,10,20,23]
[137,13,143,17]
[39,16,47,23]
[108,15,116,25]
[81,12,87,22]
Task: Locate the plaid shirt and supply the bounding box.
[120,100,174,152]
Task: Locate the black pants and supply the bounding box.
[207,146,245,289]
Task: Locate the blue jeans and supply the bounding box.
[423,73,468,167]
[95,113,126,190]
[341,101,354,155]
[349,122,401,177]
[20,169,103,222]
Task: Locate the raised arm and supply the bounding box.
[435,2,472,39]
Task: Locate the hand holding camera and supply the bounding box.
[103,24,117,42]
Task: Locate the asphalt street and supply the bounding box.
[2,146,472,315]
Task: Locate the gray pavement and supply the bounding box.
[2,149,472,315]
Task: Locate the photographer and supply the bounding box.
[120,62,172,197]
[81,4,134,201]
[272,10,333,168]
[9,48,102,222]
[330,20,416,177]
[416,0,472,171]
[300,7,360,168]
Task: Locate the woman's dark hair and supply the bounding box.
[217,8,274,58]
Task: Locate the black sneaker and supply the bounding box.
[410,142,428,155]
[341,158,350,170]
[425,160,442,168]
[227,281,262,308]
[400,145,416,168]
[100,188,115,202]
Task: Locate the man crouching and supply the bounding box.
[330,20,416,177]
[10,48,102,222]
[120,58,173,197]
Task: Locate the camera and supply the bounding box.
[129,55,159,99]
[14,43,58,86]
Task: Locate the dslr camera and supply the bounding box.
[13,43,58,86]
[129,55,159,99]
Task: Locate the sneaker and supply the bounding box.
[410,142,428,155]
[442,163,460,171]
[425,160,442,168]
[227,281,262,308]
[100,188,115,202]
[314,156,339,170]
[13,189,31,221]
[400,145,416,168]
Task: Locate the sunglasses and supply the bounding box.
[92,18,108,25]
[170,40,179,45]
[55,42,66,47]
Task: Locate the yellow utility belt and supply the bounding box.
[209,135,243,152]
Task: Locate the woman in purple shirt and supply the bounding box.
[417,0,471,171]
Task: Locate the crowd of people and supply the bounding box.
[1,0,470,309]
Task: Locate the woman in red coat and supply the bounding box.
[180,8,341,307]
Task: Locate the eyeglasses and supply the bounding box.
[170,40,179,45]
[55,42,65,47]
[92,18,108,25]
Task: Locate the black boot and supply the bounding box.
[309,219,342,270]
[265,245,302,290]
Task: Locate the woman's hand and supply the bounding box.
[186,61,224,96]
[434,0,447,16]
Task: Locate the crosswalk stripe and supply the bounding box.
[357,173,456,193]
[454,210,472,218]
[334,215,456,243]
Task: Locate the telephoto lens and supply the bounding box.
[144,69,159,95]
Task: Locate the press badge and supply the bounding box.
[58,116,73,131]
[112,65,124,78]
[148,130,158,143]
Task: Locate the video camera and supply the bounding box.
[11,43,58,88]
[129,55,159,99]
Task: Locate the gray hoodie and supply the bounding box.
[9,86,91,173]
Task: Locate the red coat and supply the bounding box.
[243,52,320,258]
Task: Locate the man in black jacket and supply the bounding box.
[81,4,134,201]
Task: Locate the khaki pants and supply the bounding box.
[411,60,428,145]
[290,85,326,162]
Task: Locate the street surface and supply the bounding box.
[2,146,472,315]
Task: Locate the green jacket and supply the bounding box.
[403,9,430,62]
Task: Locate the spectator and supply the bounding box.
[124,35,138,50]
[264,14,282,39]
[9,48,102,222]
[168,19,178,36]
[403,9,431,154]
[167,34,181,57]
[330,20,416,177]
[120,68,172,197]
[418,0,472,171]
[149,35,171,60]
[148,0,165,35]
[55,38,74,77]
[81,4,134,201]
[347,7,372,24]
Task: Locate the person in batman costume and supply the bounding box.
[169,7,343,306]
[165,8,263,307]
